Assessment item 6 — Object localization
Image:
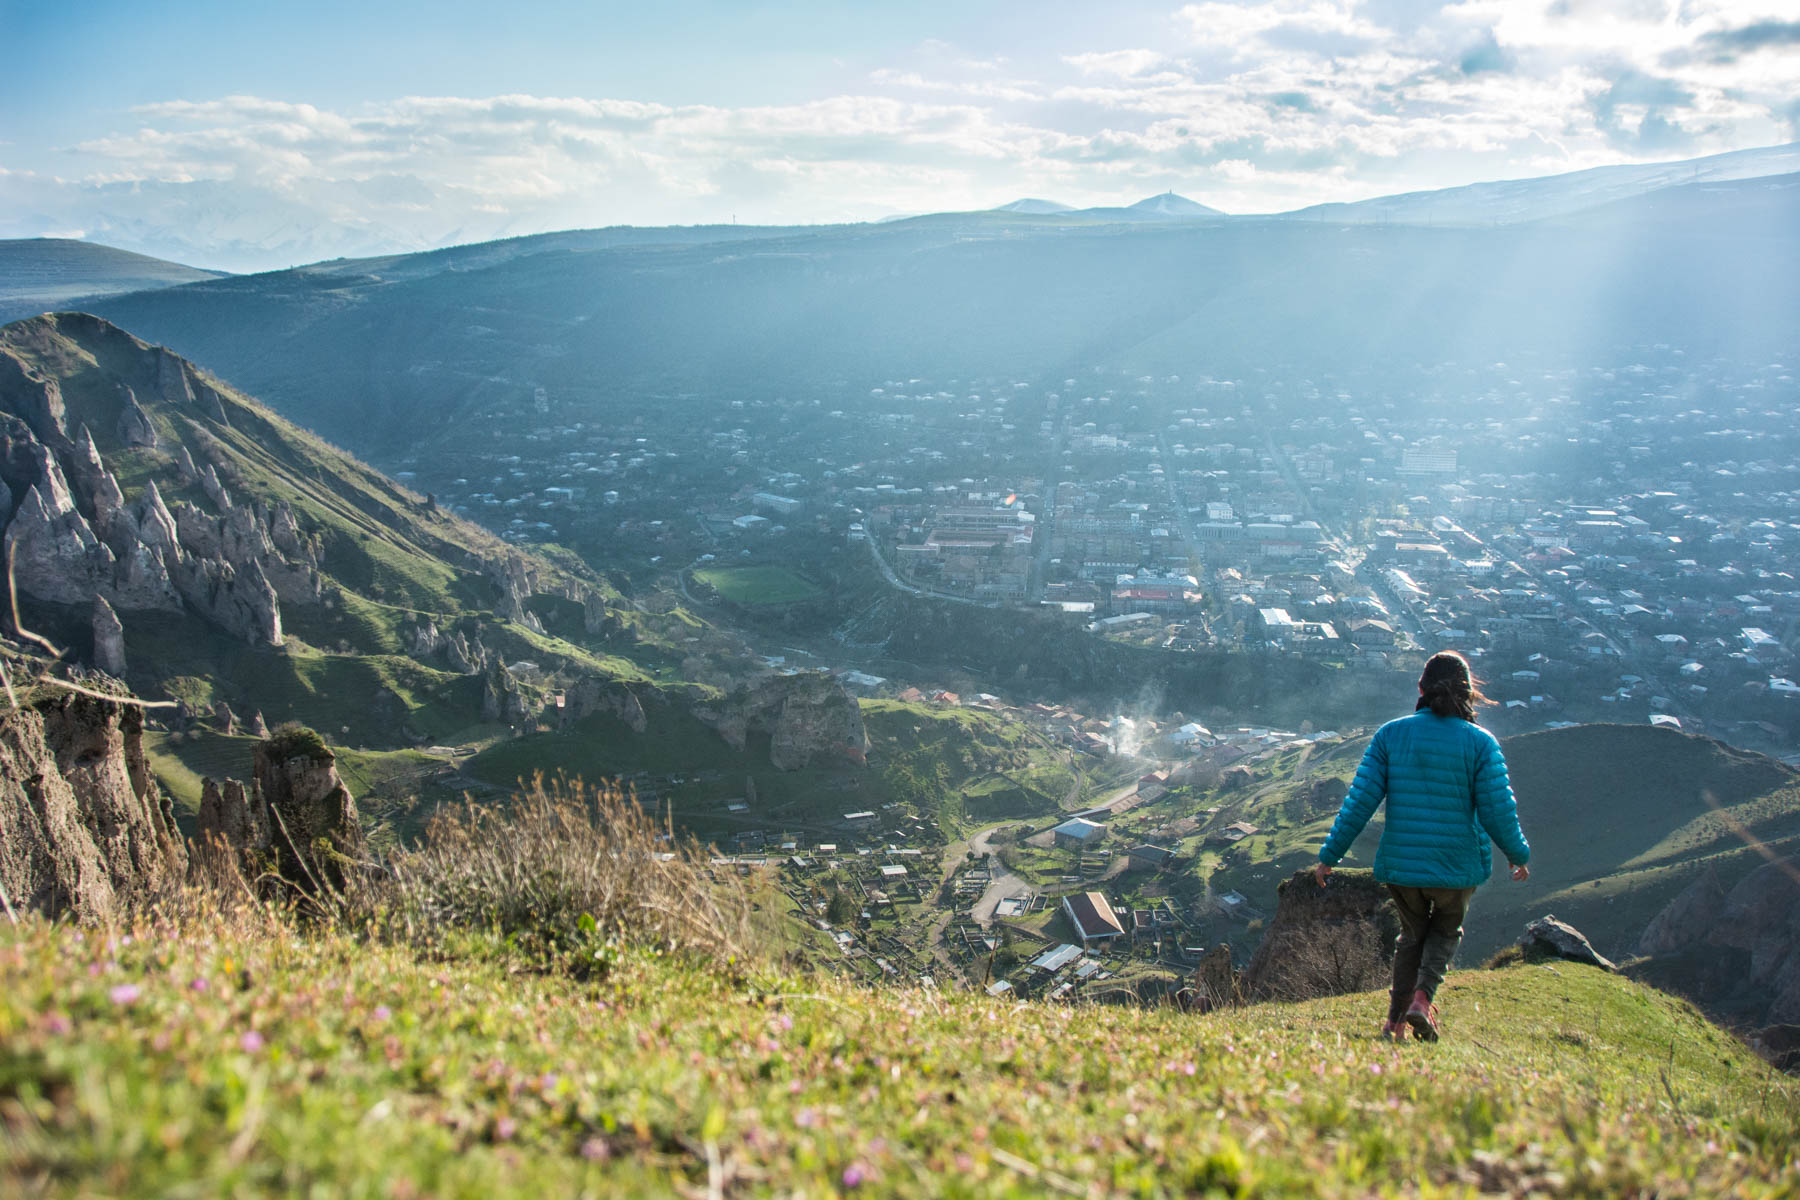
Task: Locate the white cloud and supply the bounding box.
[2,2,1795,269]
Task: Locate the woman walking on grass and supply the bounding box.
[1313,651,1531,1042]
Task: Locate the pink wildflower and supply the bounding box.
[109,983,141,1006]
[45,1014,71,1035]
[580,1137,610,1161]
[373,1005,392,1021]
[240,1031,265,1053]
[842,1162,871,1188]
[494,1117,517,1141]
[190,977,209,992]
[795,1107,818,1128]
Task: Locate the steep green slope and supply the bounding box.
[1,913,1793,1196]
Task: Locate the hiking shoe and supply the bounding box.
[1379,1019,1410,1042]
[1404,990,1440,1042]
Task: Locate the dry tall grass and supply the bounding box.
[363,775,753,977]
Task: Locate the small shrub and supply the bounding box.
[265,721,330,760]
[358,775,752,979]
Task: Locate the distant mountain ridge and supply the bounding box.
[1281,140,1800,226]
[989,193,1223,220]
[80,170,1800,459]
[0,239,225,324]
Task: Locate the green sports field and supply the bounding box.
[692,565,823,606]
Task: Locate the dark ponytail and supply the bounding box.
[1416,650,1486,722]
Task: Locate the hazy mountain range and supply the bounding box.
[0,141,1791,458]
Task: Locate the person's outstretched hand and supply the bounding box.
[1511,864,1530,881]
[1314,862,1332,887]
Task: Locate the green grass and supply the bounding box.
[693,566,823,608]
[1,913,1794,1196]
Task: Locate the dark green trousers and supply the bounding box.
[1386,884,1477,1019]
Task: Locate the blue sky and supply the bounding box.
[3,0,1797,270]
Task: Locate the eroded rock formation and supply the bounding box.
[197,728,365,895]
[0,342,327,650]
[0,686,186,922]
[695,671,870,770]
[92,596,126,677]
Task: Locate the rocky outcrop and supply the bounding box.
[1519,916,1617,971]
[564,678,648,732]
[198,728,365,895]
[489,554,539,624]
[92,596,126,677]
[0,685,186,922]
[481,664,532,723]
[115,385,157,449]
[197,777,265,876]
[1241,868,1397,1001]
[1637,867,1727,957]
[444,629,486,675]
[0,340,326,651]
[1712,858,1800,1024]
[1634,857,1800,1028]
[695,671,870,770]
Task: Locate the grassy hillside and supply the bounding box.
[0,313,710,772]
[465,699,1080,843]
[1,911,1793,1196]
[1122,724,1800,966]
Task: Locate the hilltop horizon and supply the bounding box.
[4,138,1794,276]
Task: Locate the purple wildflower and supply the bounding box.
[109,983,141,1006]
[240,1030,265,1053]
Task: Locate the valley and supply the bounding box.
[1,142,1798,1026]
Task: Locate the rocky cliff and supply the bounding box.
[695,672,870,770]
[1634,858,1800,1029]
[0,682,186,922]
[0,322,312,648]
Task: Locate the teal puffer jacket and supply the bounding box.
[1318,709,1530,889]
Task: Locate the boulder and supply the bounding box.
[0,685,186,922]
[1521,916,1617,971]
